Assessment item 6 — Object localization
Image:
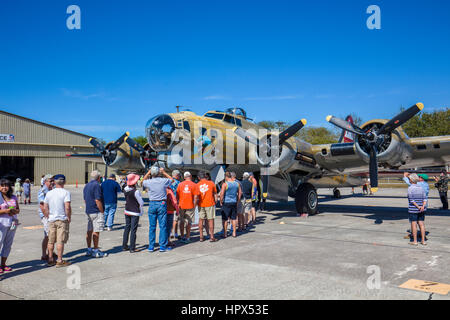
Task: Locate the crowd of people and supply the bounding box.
[0,167,448,272]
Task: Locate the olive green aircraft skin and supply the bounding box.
[81,108,450,192]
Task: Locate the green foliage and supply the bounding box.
[297,127,339,144]
[401,108,450,137]
[257,121,339,144]
[132,136,148,146]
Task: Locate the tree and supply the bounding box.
[401,108,449,137]
[132,136,148,146]
[257,120,339,144]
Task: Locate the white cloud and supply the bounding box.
[61,88,118,101]
[202,95,229,100]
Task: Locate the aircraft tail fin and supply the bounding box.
[338,115,356,143]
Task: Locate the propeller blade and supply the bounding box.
[279,119,307,145]
[233,127,259,146]
[125,136,146,155]
[108,132,130,151]
[369,144,378,188]
[377,103,424,135]
[89,138,107,154]
[326,115,366,136]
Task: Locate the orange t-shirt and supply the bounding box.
[197,179,217,208]
[177,180,199,210]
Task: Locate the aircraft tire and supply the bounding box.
[333,188,341,199]
[295,183,318,215]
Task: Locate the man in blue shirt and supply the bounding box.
[142,166,174,252]
[83,170,107,258]
[101,174,122,231]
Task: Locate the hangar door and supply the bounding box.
[0,156,35,182]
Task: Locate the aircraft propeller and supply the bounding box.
[234,118,307,199]
[326,103,424,189]
[124,136,156,169]
[89,132,130,178]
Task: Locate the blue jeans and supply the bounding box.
[104,203,117,228]
[167,214,174,240]
[148,201,168,250]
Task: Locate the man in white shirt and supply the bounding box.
[44,174,72,268]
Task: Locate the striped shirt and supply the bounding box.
[407,184,426,214]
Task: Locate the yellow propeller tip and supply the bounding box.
[326,115,332,122]
[126,132,130,136]
[232,126,238,132]
[124,136,129,141]
[89,138,93,142]
[371,187,379,193]
[301,119,307,126]
[416,103,424,111]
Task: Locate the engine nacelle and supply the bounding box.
[256,134,301,173]
[354,120,413,168]
[103,144,145,171]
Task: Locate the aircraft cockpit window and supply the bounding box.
[224,115,236,125]
[204,113,224,120]
[235,118,242,127]
[183,121,190,132]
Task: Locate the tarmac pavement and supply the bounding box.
[1,186,449,300]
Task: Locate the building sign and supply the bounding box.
[0,134,15,143]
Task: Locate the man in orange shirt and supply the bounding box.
[176,172,199,243]
[197,171,218,242]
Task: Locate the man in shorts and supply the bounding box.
[38,174,55,261]
[197,171,218,242]
[83,170,108,258]
[43,174,71,267]
[177,172,199,243]
[220,172,242,238]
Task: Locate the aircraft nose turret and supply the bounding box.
[145,114,176,151]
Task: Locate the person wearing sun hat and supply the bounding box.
[122,174,144,253]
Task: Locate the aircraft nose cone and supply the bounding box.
[145,114,176,151]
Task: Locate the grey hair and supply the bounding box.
[91,170,101,180]
[409,173,420,184]
[230,172,236,178]
[55,179,65,186]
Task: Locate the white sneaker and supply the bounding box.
[93,249,108,258]
[86,248,93,256]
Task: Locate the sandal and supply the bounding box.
[409,242,418,246]
[2,266,12,272]
[210,238,218,242]
[56,260,72,268]
[421,242,428,246]
[199,238,205,242]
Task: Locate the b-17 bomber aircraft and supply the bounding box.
[68,103,450,215]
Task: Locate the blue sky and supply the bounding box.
[0,0,449,141]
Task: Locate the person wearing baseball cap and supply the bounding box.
[142,166,174,252]
[38,174,55,261]
[101,173,122,231]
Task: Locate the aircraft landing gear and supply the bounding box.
[295,183,318,215]
[333,188,341,199]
